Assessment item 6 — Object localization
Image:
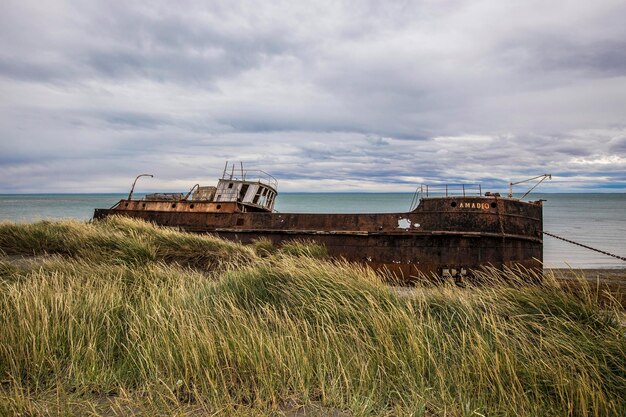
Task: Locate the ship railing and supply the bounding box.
[410,183,483,210]
[221,163,278,190]
[420,183,482,197]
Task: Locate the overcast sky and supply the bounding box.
[1,0,625,193]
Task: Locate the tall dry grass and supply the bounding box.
[0,216,257,270]
[0,218,624,416]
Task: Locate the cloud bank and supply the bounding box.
[1,0,625,192]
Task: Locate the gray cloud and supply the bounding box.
[1,0,625,193]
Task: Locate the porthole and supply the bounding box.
[171,203,176,208]
[450,201,457,207]
[142,203,146,208]
[216,204,222,209]
[491,202,497,208]
[125,203,129,207]
[189,204,195,209]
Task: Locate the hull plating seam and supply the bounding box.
[210,228,542,243]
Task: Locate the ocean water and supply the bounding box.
[1,193,624,269]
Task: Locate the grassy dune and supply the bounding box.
[0,218,625,416]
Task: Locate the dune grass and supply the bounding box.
[0,218,625,416]
[0,216,257,271]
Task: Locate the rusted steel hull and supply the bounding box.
[94,196,543,280]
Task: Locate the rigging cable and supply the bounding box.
[543,231,626,262]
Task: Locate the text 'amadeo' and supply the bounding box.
[458,202,491,210]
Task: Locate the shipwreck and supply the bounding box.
[93,163,546,281]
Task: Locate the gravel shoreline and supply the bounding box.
[548,268,625,283]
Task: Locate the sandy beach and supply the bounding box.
[548,268,626,306]
[549,268,626,282]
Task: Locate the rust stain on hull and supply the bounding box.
[94,196,543,281]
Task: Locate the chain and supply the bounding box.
[543,231,626,262]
